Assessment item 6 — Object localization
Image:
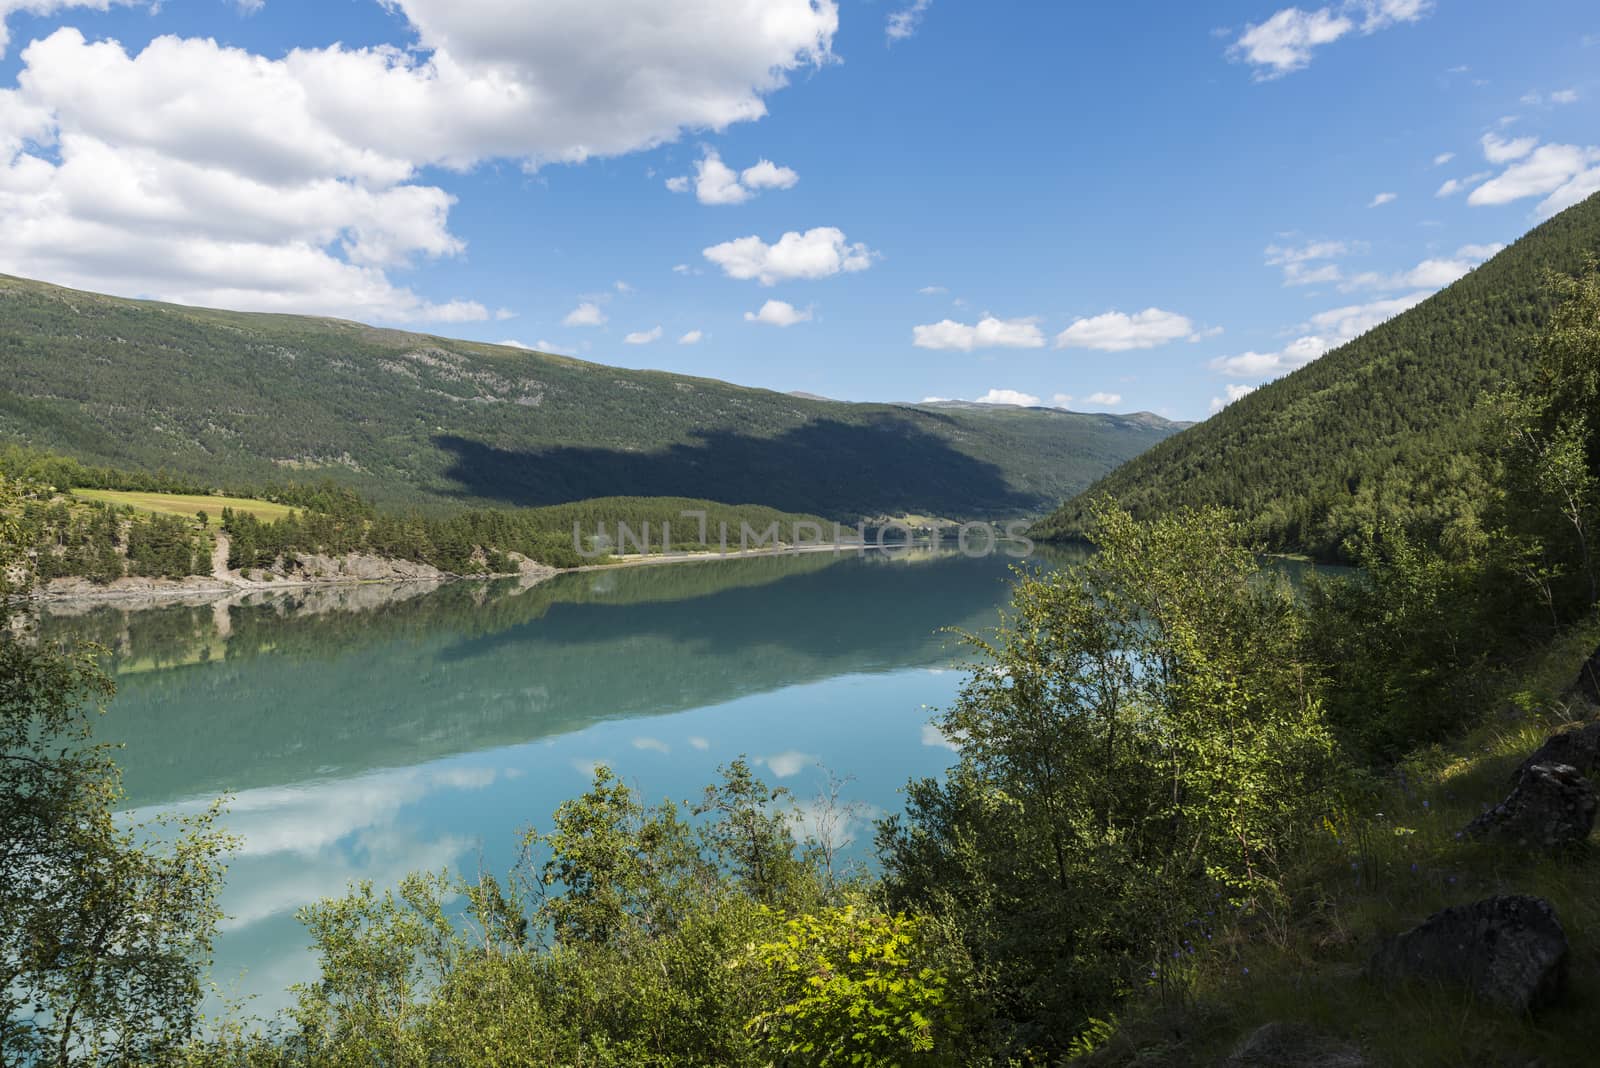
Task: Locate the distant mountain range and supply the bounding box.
[0,275,1184,521]
[1033,192,1600,558]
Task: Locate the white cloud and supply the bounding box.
[498,339,531,349]
[917,284,947,295]
[665,148,798,205]
[1369,191,1397,207]
[886,0,931,42]
[1265,239,1354,285]
[623,325,662,344]
[614,280,633,294]
[1083,391,1123,407]
[1055,308,1199,351]
[920,722,960,751]
[704,226,875,284]
[1436,171,1491,197]
[1283,262,1343,285]
[678,329,703,344]
[1433,151,1454,165]
[0,1,839,319]
[1481,132,1537,164]
[1551,89,1579,104]
[1210,292,1431,378]
[911,315,1045,351]
[687,736,710,751]
[1051,393,1074,407]
[631,736,670,753]
[1309,291,1431,340]
[563,301,607,327]
[974,388,1040,407]
[744,299,812,326]
[671,263,693,274]
[1210,383,1258,412]
[1229,1,1431,79]
[1468,142,1600,216]
[1210,335,1330,378]
[740,158,799,191]
[759,750,815,779]
[0,0,134,58]
[1339,244,1498,292]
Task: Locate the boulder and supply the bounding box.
[1222,1022,1368,1067]
[1515,721,1600,782]
[1367,895,1568,1013]
[1467,763,1596,850]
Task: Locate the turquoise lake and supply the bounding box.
[42,547,1080,1015]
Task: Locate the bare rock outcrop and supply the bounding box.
[1367,895,1569,1013]
[1515,721,1600,782]
[1467,763,1596,850]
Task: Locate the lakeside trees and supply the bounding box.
[0,482,229,1066]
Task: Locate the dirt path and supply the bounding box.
[211,531,233,581]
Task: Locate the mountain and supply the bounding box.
[1032,192,1600,557]
[0,275,1182,522]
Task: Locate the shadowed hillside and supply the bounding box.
[0,275,1182,520]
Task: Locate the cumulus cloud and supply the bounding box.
[974,388,1040,407]
[563,301,607,327]
[1468,141,1600,216]
[1210,335,1332,378]
[1369,191,1397,207]
[886,0,931,42]
[744,299,812,326]
[665,147,798,205]
[1229,0,1432,79]
[1210,383,1258,412]
[759,750,815,779]
[1481,132,1538,164]
[0,1,839,319]
[1055,308,1199,351]
[623,325,662,344]
[0,0,134,58]
[917,284,947,295]
[678,329,703,344]
[911,315,1045,351]
[1433,151,1454,165]
[1083,392,1123,407]
[1551,89,1579,104]
[704,226,875,284]
[1210,292,1430,378]
[1339,244,1499,292]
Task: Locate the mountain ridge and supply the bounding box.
[0,273,1183,522]
[1032,192,1600,556]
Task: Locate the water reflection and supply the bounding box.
[41,547,1082,1015]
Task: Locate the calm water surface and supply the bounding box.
[42,548,1079,1014]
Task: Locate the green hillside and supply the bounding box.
[0,275,1181,521]
[1032,192,1600,557]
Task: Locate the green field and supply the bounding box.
[70,489,297,526]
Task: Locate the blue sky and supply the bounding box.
[0,1,1596,420]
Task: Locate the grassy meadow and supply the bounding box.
[70,489,297,527]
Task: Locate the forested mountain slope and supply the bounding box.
[1033,192,1600,557]
[0,275,1180,521]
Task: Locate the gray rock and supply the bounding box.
[1222,1022,1368,1067]
[1367,895,1568,1013]
[1468,763,1596,850]
[1515,722,1600,782]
